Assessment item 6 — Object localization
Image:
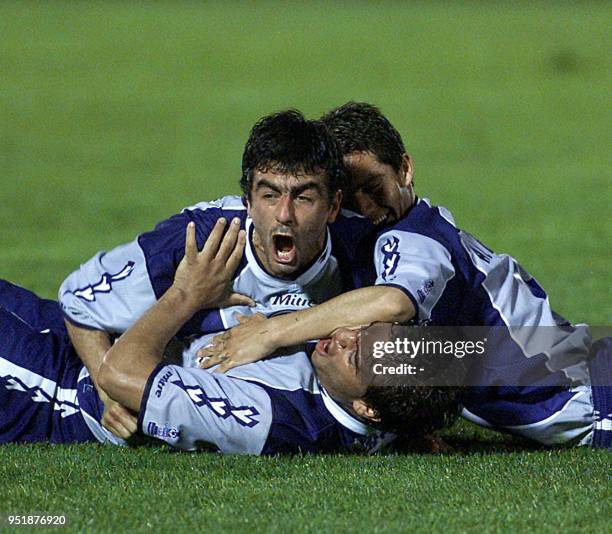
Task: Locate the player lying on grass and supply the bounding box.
[0,221,459,453]
[57,108,385,436]
[200,102,611,449]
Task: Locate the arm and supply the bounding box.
[98,219,247,411]
[200,285,414,372]
[201,227,453,372]
[64,321,111,386]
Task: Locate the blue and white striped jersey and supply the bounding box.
[139,341,394,454]
[1,279,392,453]
[372,198,599,444]
[59,196,375,338]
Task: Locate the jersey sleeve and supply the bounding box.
[58,201,234,334]
[138,364,272,454]
[374,229,455,322]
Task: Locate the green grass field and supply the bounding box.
[0,1,610,532]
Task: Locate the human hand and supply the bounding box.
[197,313,274,372]
[98,386,138,440]
[173,218,255,311]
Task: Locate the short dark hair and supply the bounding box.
[240,110,346,203]
[363,385,460,437]
[321,102,406,172]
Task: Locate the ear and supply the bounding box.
[246,197,252,216]
[326,189,343,224]
[401,153,414,188]
[352,399,380,423]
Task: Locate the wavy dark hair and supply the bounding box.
[240,109,346,203]
[363,385,461,437]
[358,323,464,437]
[321,101,406,172]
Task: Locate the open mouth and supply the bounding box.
[315,338,332,356]
[273,234,297,265]
[372,210,390,226]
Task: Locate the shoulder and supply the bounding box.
[182,195,248,220]
[388,198,457,238]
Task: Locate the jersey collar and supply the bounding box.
[318,383,377,436]
[244,217,333,286]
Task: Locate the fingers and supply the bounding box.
[222,292,256,307]
[216,218,242,261]
[213,360,235,374]
[184,222,198,263]
[198,352,223,369]
[225,229,246,273]
[234,312,265,324]
[101,402,138,440]
[200,217,227,260]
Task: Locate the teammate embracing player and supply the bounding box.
[202,102,611,449]
[0,108,458,453]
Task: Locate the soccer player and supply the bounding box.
[200,102,611,449]
[57,109,378,433]
[0,221,459,453]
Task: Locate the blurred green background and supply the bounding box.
[0,3,610,531]
[1,1,609,322]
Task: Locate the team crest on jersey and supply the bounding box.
[172,378,260,427]
[380,236,400,281]
[147,421,180,440]
[67,261,136,302]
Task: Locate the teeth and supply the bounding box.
[373,213,388,225]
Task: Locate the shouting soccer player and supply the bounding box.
[201,102,611,449]
[0,222,458,453]
[57,109,378,436]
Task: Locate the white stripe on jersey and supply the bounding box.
[462,385,594,446]
[0,357,79,418]
[459,229,591,384]
[182,195,247,213]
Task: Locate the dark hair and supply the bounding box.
[321,101,406,172]
[363,385,460,437]
[358,323,463,437]
[240,109,346,203]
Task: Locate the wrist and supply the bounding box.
[165,285,202,317]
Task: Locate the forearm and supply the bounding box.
[65,320,112,384]
[267,286,414,349]
[99,286,199,411]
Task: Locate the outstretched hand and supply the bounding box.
[173,218,255,310]
[197,313,274,373]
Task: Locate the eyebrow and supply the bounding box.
[255,179,323,197]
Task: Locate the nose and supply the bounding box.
[275,194,295,225]
[333,328,358,351]
[353,191,379,221]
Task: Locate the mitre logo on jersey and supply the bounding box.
[270,293,313,309]
[172,378,260,427]
[68,261,136,302]
[155,369,174,398]
[381,236,400,281]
